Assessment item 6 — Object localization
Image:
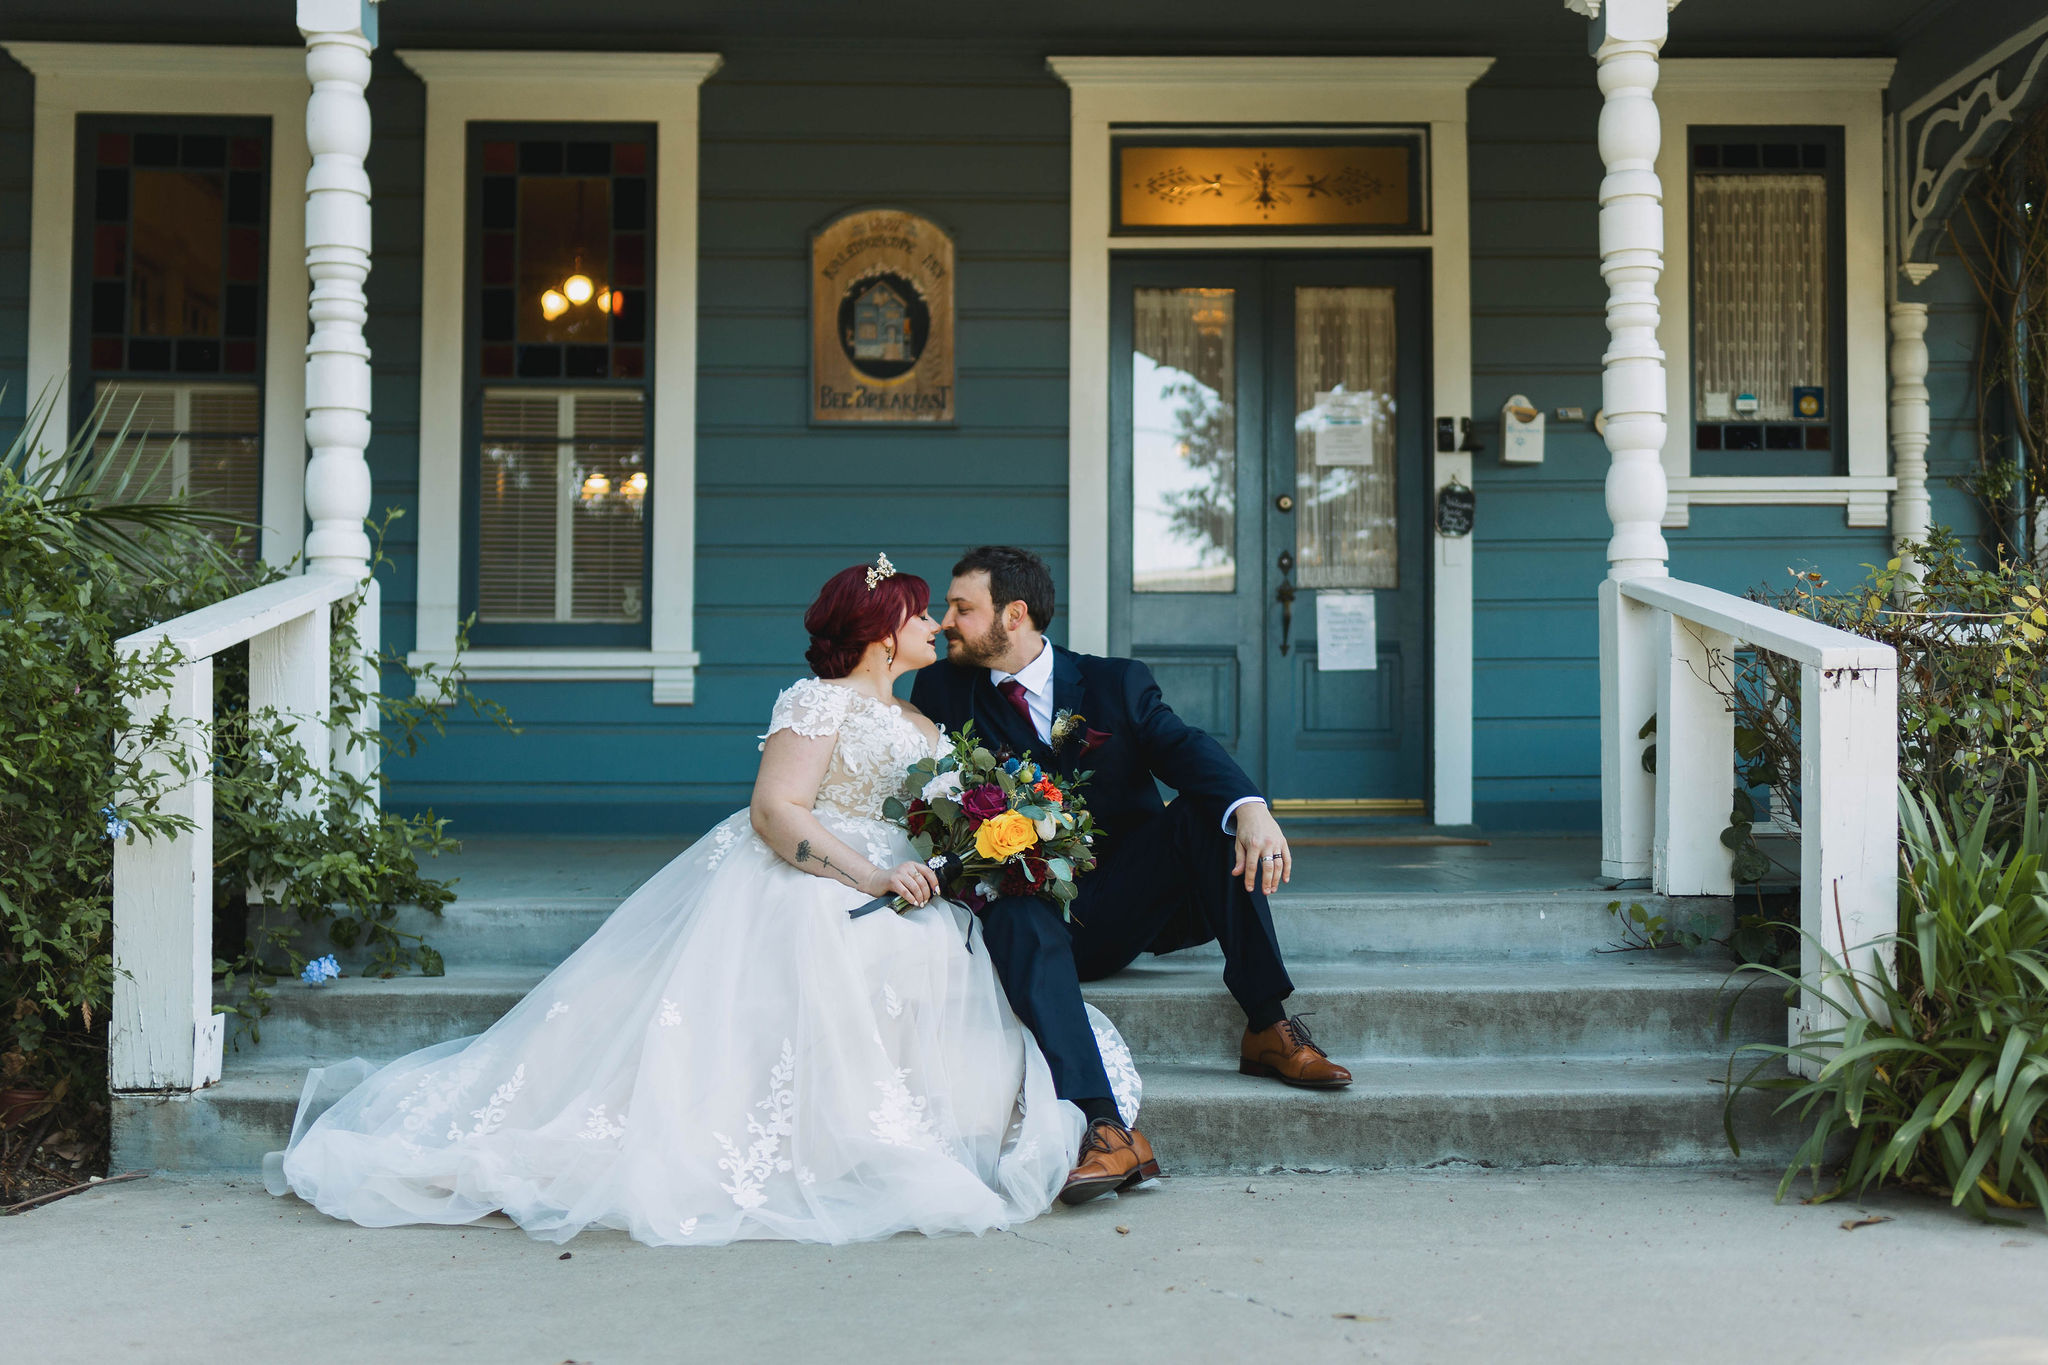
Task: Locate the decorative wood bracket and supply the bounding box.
[1896,16,2048,271]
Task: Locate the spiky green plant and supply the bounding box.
[1726,774,2048,1225]
[4,384,255,583]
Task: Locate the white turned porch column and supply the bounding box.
[1582,0,1675,880]
[1888,299,1932,576]
[299,0,381,806]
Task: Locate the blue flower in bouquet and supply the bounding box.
[1003,757,1022,775]
[100,805,133,840]
[300,954,340,985]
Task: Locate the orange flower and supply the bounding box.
[1033,778,1063,806]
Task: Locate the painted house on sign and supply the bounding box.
[3,0,2047,1164]
[852,281,911,363]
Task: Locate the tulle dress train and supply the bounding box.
[264,678,1137,1247]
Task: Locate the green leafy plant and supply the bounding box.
[1,385,514,1185]
[1725,775,2048,1226]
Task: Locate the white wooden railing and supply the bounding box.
[109,573,361,1092]
[1601,576,1899,1078]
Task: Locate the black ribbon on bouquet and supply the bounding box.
[848,852,966,919]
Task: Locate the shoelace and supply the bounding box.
[1077,1117,1128,1157]
[1279,1013,1329,1058]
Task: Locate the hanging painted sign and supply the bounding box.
[811,208,955,424]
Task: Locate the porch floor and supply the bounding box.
[424,832,1610,902]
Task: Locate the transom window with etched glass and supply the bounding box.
[1689,128,1844,472]
[73,117,269,556]
[467,125,653,640]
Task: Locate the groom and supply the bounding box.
[912,545,1350,1205]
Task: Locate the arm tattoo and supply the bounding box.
[794,838,862,888]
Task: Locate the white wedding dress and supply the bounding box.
[264,678,1138,1246]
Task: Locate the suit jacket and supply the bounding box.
[910,645,1261,953]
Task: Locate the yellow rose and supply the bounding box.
[974,810,1039,862]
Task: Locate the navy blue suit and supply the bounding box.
[911,646,1294,1104]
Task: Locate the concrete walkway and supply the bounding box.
[9,1170,2041,1364]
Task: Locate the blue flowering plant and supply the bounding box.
[298,954,341,986]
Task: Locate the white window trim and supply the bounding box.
[3,42,312,569]
[1051,55,1492,826]
[396,50,720,706]
[1654,59,1898,529]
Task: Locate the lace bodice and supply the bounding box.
[760,678,938,823]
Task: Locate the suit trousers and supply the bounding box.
[976,794,1295,1103]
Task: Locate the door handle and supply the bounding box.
[1275,551,1297,656]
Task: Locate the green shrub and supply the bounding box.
[1,390,512,1173]
[1731,530,2048,850]
[0,487,192,1106]
[1728,775,2048,1225]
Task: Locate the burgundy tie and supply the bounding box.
[996,678,1035,736]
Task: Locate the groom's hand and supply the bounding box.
[1230,802,1291,895]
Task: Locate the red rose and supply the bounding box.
[905,799,932,838]
[960,784,1008,825]
[999,853,1051,899]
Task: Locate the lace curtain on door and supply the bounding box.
[1131,287,1237,593]
[1294,286,1398,590]
[1692,173,1827,422]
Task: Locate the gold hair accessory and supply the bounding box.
[865,553,897,590]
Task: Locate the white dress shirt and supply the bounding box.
[990,641,1266,834]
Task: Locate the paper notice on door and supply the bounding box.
[1312,389,1375,467]
[1316,592,1377,671]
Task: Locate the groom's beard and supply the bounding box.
[945,621,1011,669]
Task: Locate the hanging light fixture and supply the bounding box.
[541,289,570,321]
[563,273,595,306]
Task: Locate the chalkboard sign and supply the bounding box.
[1436,479,1475,538]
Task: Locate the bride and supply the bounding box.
[264,557,1140,1247]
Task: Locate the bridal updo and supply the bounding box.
[803,562,930,679]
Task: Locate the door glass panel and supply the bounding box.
[1293,286,1397,589]
[1131,287,1235,593]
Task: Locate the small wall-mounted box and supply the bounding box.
[1500,393,1544,465]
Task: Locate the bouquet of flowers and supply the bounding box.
[857,722,1100,919]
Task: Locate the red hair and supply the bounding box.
[803,563,930,679]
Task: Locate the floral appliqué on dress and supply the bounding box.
[715,1039,797,1210]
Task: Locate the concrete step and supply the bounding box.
[229,956,1780,1066]
[112,1053,1802,1176]
[1133,1058,1806,1172]
[255,888,1717,972]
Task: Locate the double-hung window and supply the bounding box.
[72,116,269,557]
[1687,126,1845,477]
[464,125,654,647]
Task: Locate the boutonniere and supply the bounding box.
[1051,709,1110,758]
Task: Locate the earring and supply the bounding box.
[884,642,895,666]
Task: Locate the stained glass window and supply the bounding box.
[475,132,650,383]
[468,126,654,639]
[75,118,268,555]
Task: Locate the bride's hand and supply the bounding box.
[872,860,942,907]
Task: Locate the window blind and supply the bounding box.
[90,380,262,558]
[477,388,647,624]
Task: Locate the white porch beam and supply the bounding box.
[1887,301,1933,576]
[298,0,381,806]
[1584,0,1676,880]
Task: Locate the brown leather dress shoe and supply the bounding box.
[1239,1015,1353,1089]
[1059,1117,1160,1206]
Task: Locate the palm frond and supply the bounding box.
[2,381,264,584]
